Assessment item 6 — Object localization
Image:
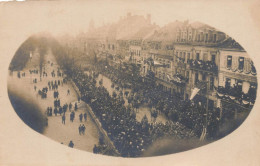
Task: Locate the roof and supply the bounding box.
[146,21,183,42]
[128,25,159,40]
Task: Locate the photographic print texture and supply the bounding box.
[7,12,257,157]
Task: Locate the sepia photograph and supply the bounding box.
[1,0,260,165]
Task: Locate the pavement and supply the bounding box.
[8,49,100,152]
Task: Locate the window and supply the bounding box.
[196,53,200,60]
[213,34,217,42]
[183,52,186,62]
[195,73,199,84]
[208,100,214,111]
[238,57,244,71]
[211,54,216,64]
[225,78,231,89]
[251,62,256,73]
[248,83,257,100]
[205,34,208,42]
[237,80,243,91]
[186,71,189,81]
[210,77,214,90]
[227,55,232,68]
[202,74,206,81]
[198,35,200,42]
[203,53,208,61]
[187,53,190,61]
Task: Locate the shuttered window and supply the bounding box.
[227,55,232,68]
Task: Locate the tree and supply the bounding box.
[38,37,48,81]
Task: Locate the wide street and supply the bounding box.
[8,49,100,152]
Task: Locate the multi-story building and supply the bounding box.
[216,40,257,119]
[75,16,257,120]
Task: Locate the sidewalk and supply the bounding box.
[8,49,100,152]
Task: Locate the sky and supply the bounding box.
[0,0,257,37]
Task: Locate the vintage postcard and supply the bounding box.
[0,0,260,165]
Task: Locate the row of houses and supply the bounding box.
[66,13,257,120]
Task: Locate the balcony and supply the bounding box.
[216,86,256,108]
[169,73,188,86]
[188,59,218,74]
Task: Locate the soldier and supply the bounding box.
[78,124,82,135]
[82,124,86,135]
[69,103,72,111]
[79,113,83,122]
[70,112,74,122]
[59,107,63,115]
[54,107,58,116]
[84,113,87,122]
[62,114,66,124]
[74,102,78,111]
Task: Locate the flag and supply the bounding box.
[91,98,97,103]
[190,88,200,100]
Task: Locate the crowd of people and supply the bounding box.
[97,62,221,138]
[188,59,218,73]
[62,64,199,157]
[78,124,86,135]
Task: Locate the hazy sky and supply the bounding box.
[0,0,257,37]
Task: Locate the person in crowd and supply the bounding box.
[79,113,83,122]
[69,103,72,111]
[78,124,82,135]
[74,102,78,111]
[70,112,75,122]
[59,107,63,115]
[54,107,58,116]
[68,140,74,148]
[93,144,98,154]
[82,124,86,135]
[62,114,66,125]
[84,113,87,122]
